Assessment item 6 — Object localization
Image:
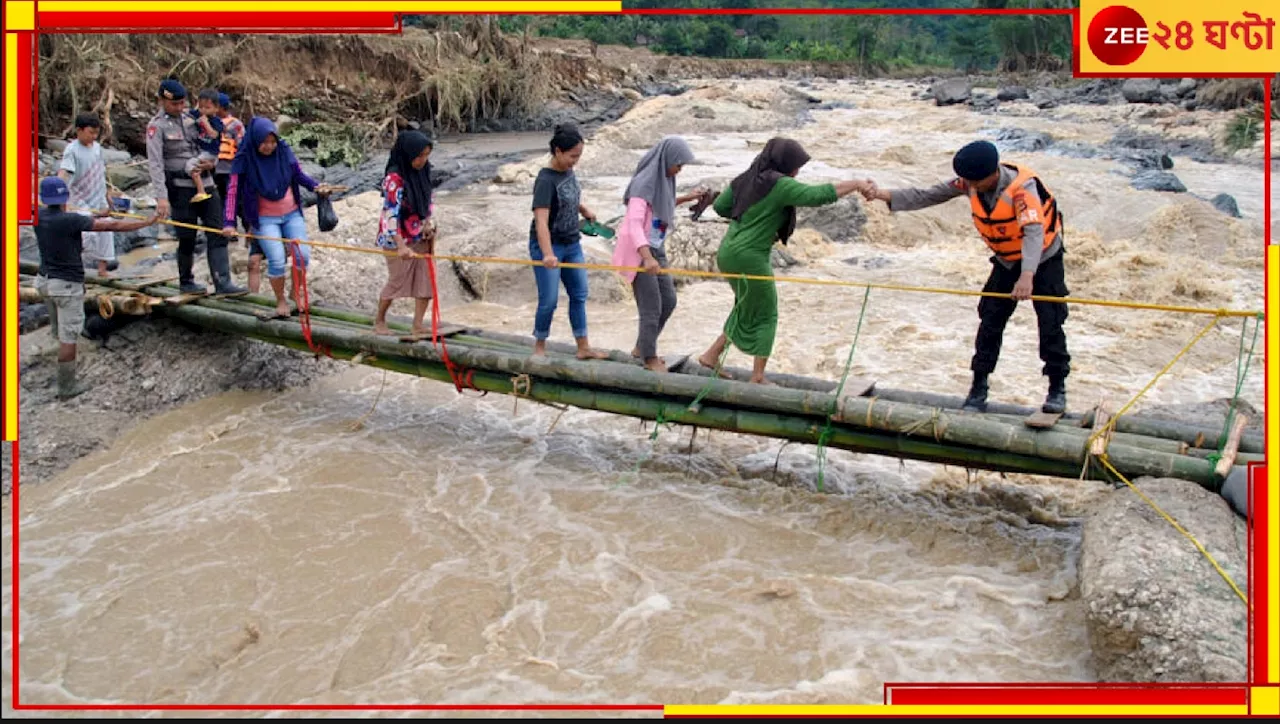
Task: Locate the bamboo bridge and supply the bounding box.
[18,261,1263,497]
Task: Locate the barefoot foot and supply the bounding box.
[644,358,667,373]
[373,323,394,336]
[576,348,610,360]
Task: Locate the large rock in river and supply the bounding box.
[1080,478,1247,682]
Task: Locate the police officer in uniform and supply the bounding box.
[863,141,1071,415]
[146,79,245,296]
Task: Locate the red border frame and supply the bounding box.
[5,3,1274,715]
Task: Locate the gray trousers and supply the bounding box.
[632,247,677,360]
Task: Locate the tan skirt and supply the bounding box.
[379,241,434,301]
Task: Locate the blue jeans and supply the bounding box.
[254,210,310,279]
[529,237,588,340]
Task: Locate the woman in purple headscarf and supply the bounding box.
[222,117,329,318]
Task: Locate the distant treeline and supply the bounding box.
[406,1,1077,73]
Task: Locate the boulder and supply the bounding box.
[107,164,151,192]
[275,114,300,134]
[969,94,999,112]
[795,195,867,244]
[997,85,1029,101]
[1080,478,1247,681]
[1210,193,1242,218]
[45,138,69,154]
[1131,171,1187,193]
[993,127,1053,153]
[1121,78,1163,103]
[101,147,133,165]
[931,78,972,106]
[1175,78,1198,98]
[1029,88,1066,109]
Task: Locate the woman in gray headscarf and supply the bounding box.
[612,136,703,373]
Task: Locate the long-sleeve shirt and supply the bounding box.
[611,196,669,283]
[145,110,211,200]
[223,159,320,231]
[187,109,224,158]
[888,165,1062,274]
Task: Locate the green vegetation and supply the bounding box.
[1223,103,1275,153]
[280,122,365,167]
[409,1,1077,73]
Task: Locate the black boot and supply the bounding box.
[56,360,90,400]
[177,249,207,295]
[962,373,989,412]
[1043,375,1067,414]
[208,243,247,297]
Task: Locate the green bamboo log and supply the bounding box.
[1186,447,1265,464]
[1077,408,1263,455]
[39,262,1257,463]
[670,356,863,393]
[142,298,1227,490]
[182,312,1093,480]
[983,412,1191,455]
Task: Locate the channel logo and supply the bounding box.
[1087,5,1150,66]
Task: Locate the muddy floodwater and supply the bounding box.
[3,78,1266,712]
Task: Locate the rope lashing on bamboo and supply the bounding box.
[98,294,115,319]
[510,373,532,416]
[109,211,1262,318]
[1083,314,1223,457]
[899,407,947,443]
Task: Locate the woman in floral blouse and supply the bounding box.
[374,130,436,336]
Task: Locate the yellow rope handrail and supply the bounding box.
[109,211,1263,318]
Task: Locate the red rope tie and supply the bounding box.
[289,239,330,358]
[422,248,486,396]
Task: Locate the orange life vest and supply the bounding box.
[217,117,241,161]
[968,163,1060,262]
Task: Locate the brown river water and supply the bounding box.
[3,79,1266,712]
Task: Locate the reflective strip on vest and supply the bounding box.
[967,163,1059,261]
[218,132,238,161]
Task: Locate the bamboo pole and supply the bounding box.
[141,298,1226,490]
[982,412,1189,455]
[34,262,1258,460]
[185,313,1094,480]
[1215,414,1249,478]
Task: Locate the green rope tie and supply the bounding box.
[1206,314,1260,472]
[816,285,872,493]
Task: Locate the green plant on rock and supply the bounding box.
[1224,104,1267,153]
[280,98,318,122]
[281,122,365,167]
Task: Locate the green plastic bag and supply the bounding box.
[580,218,615,239]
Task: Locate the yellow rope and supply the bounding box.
[1084,315,1221,452]
[1095,453,1248,606]
[111,211,1261,318]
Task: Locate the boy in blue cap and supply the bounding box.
[186,88,225,203]
[862,140,1071,415]
[35,177,160,399]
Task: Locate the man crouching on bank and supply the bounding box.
[35,177,160,400]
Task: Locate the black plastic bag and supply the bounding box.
[317,195,339,232]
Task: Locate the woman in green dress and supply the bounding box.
[697,138,869,384]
